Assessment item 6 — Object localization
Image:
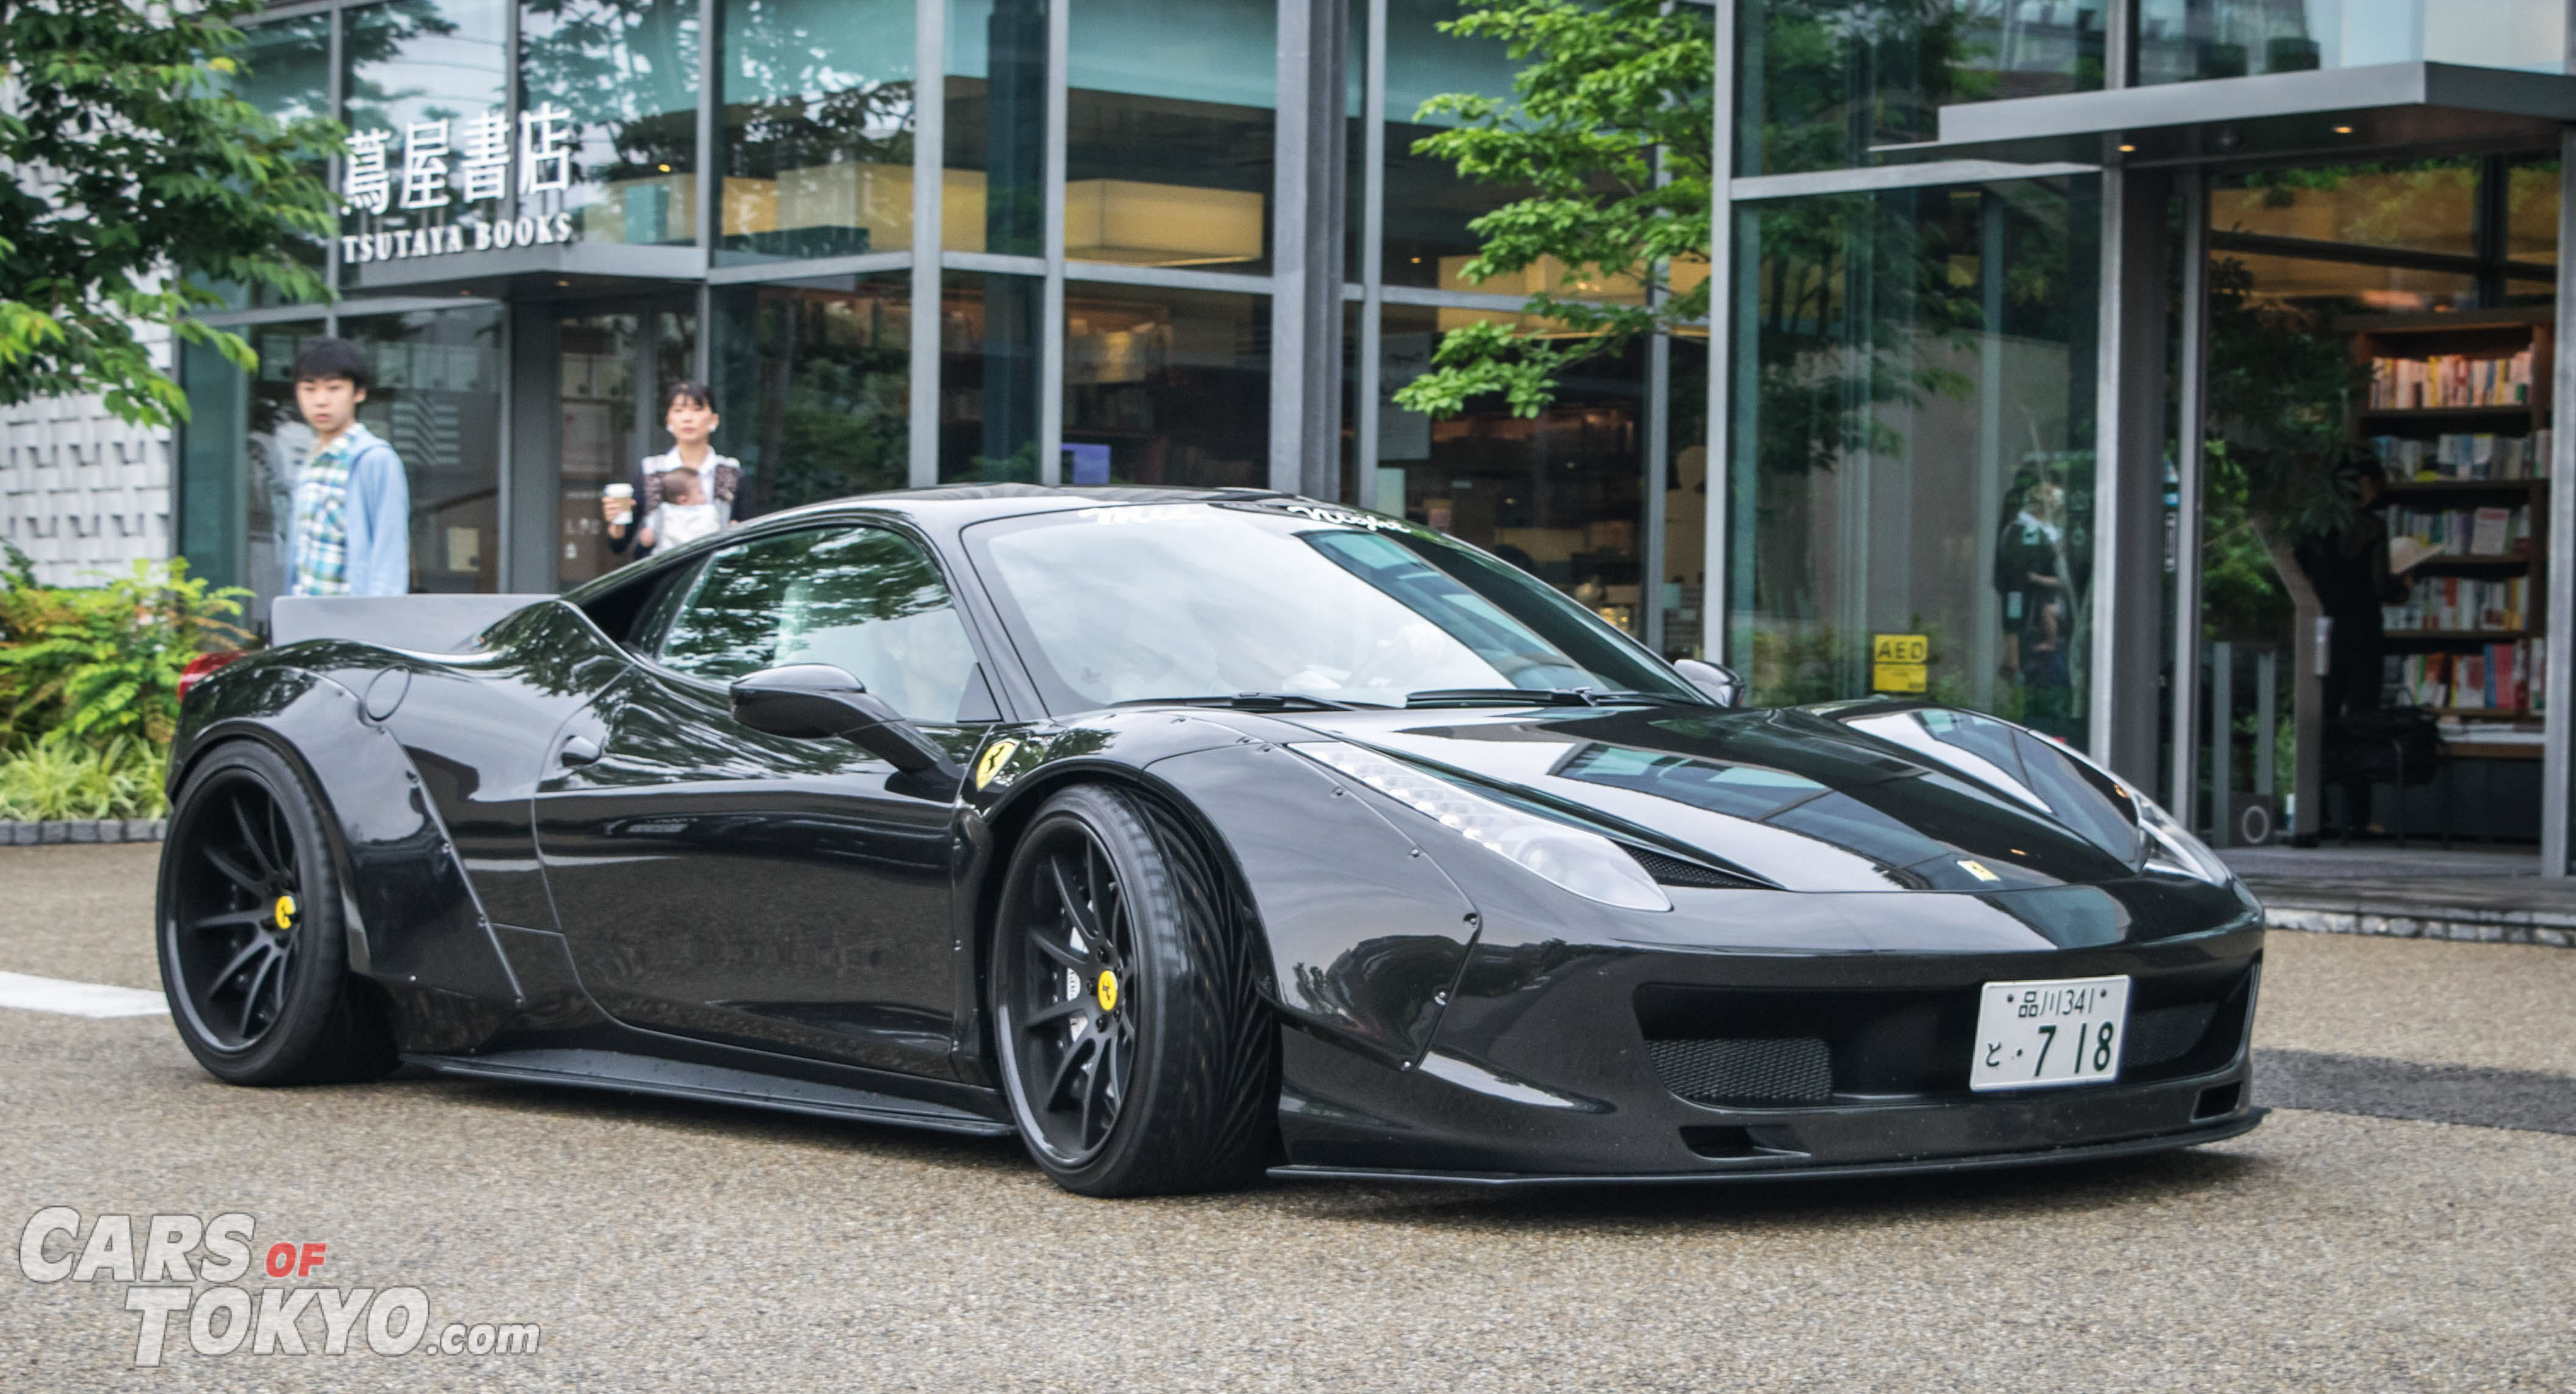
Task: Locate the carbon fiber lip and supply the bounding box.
[1266,1110,2267,1187]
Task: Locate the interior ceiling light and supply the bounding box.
[2118,143,2136,153]
[2333,125,2354,134]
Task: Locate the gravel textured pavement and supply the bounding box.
[1,844,2571,1392]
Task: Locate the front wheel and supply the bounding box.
[989,785,1276,1196]
[157,741,397,1086]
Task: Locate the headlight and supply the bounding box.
[1290,742,1670,911]
[2132,791,2232,885]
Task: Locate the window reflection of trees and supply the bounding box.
[657,528,973,718]
[721,0,915,259]
[521,0,700,236]
[736,287,910,512]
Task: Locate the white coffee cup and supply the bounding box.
[603,482,635,523]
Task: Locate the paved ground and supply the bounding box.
[3,844,2573,1391]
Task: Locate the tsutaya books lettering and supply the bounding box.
[338,103,580,264]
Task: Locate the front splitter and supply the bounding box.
[1267,1108,2265,1187]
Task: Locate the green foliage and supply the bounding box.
[0,559,250,747]
[1391,0,1712,420]
[0,0,342,428]
[0,728,167,821]
[2199,253,2373,639]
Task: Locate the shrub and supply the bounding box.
[0,549,250,747]
[0,728,168,821]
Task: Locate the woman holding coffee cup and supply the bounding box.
[603,381,745,559]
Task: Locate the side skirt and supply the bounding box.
[404,1047,1017,1137]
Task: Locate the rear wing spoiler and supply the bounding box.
[269,595,556,655]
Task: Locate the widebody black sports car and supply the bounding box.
[161,485,2264,1195]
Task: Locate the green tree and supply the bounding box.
[0,0,342,428]
[1389,0,1713,419]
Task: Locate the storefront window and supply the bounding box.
[342,0,511,279]
[2210,162,2478,259]
[217,18,331,308]
[178,323,328,615]
[1728,178,2101,746]
[711,280,911,512]
[1382,0,1523,289]
[1739,0,2105,177]
[1065,0,1275,272]
[1377,306,1647,633]
[2508,157,2560,267]
[718,0,914,264]
[945,0,1048,256]
[941,271,1044,481]
[339,308,508,594]
[2137,0,2566,84]
[1662,336,1710,659]
[1063,284,1270,487]
[521,0,701,247]
[557,305,697,584]
[2214,252,2477,316]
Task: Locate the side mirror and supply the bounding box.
[1672,658,1745,708]
[730,664,952,775]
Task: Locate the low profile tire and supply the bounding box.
[990,785,1277,1197]
[156,741,396,1086]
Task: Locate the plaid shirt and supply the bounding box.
[287,430,358,595]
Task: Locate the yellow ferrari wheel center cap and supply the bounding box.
[272,894,297,930]
[1094,971,1118,1013]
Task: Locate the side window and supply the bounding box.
[657,526,982,723]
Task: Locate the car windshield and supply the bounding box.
[964,501,1701,713]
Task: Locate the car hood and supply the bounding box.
[1275,701,2169,894]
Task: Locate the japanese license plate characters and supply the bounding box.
[1970,975,2130,1091]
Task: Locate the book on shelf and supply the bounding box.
[2366,430,2548,481]
[2382,574,2528,632]
[2400,641,2535,711]
[2367,348,2534,409]
[2383,502,2531,561]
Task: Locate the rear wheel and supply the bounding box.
[157,742,396,1086]
[990,785,1275,1196]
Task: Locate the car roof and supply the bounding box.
[751,483,1297,530]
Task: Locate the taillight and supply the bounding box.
[178,650,246,702]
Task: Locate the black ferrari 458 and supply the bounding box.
[159,486,2264,1195]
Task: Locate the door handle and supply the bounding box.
[557,735,602,767]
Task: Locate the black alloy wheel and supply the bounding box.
[157,742,395,1086]
[990,785,1277,1196]
[1008,819,1137,1163]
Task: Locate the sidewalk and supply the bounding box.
[2224,845,2576,948]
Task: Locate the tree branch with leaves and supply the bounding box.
[0,0,342,428]
[1390,0,1711,420]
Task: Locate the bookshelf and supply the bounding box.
[2345,310,2550,736]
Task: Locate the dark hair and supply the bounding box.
[290,337,372,390]
[664,379,714,413]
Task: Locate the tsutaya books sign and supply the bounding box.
[339,103,582,264]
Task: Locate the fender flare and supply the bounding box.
[169,664,519,1004]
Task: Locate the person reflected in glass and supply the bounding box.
[1995,469,2073,722]
[604,381,744,560]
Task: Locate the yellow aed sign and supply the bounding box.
[1872,634,1929,694]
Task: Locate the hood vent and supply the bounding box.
[1623,846,1758,889]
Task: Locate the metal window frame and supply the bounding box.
[2547,120,2576,874]
[1038,0,1069,484]
[1355,0,1387,500]
[2170,170,2210,826]
[909,0,943,487]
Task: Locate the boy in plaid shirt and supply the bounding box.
[286,338,410,596]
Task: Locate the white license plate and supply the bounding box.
[1970,975,2130,1091]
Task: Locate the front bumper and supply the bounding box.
[1272,908,2265,1180]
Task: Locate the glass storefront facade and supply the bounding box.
[178,0,2576,861]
